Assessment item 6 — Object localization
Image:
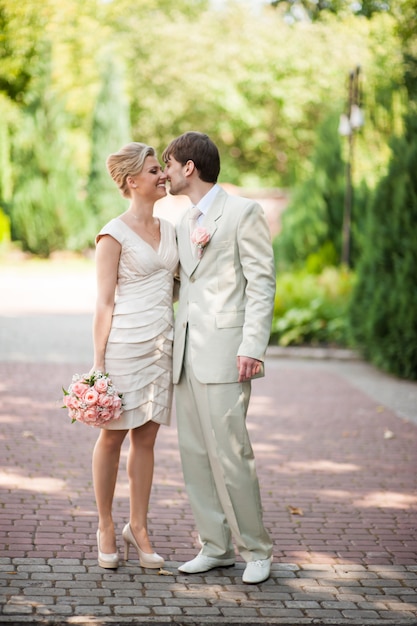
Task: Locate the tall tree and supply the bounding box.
[87,53,131,225]
[273,114,347,271]
[348,111,417,379]
[0,0,49,101]
[11,42,88,256]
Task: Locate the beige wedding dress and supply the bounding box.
[96,217,179,430]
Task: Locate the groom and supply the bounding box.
[162,132,276,584]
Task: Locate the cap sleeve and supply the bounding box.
[95,219,125,246]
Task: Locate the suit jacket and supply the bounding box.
[173,187,276,384]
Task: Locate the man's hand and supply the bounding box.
[237,356,262,382]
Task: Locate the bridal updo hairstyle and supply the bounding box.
[106,142,156,198]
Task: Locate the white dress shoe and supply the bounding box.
[242,557,272,584]
[178,554,235,574]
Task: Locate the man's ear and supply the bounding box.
[184,160,196,177]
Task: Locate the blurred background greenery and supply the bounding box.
[0,0,416,378]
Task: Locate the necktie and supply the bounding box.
[189,206,202,255]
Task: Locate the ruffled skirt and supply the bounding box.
[102,328,173,430]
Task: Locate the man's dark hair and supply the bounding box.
[162,131,220,183]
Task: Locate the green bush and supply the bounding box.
[271,267,355,347]
[273,114,346,272]
[273,112,372,273]
[348,111,417,380]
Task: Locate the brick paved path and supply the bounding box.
[1,266,417,624]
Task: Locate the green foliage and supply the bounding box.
[273,113,345,269]
[1,3,407,191]
[87,53,131,225]
[0,0,410,255]
[348,111,417,379]
[0,0,50,101]
[392,0,417,51]
[273,113,370,270]
[271,266,355,346]
[120,7,404,188]
[270,0,394,20]
[0,96,13,206]
[11,42,90,256]
[12,178,66,256]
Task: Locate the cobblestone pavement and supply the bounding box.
[1,265,417,625]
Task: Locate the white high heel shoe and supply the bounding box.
[122,523,164,569]
[96,529,119,569]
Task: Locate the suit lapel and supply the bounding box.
[178,210,199,275]
[202,188,226,239]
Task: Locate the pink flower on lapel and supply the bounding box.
[191,227,211,259]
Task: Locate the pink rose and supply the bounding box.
[191,227,211,259]
[112,396,122,409]
[71,381,88,398]
[98,408,113,424]
[68,408,78,420]
[65,395,79,410]
[81,407,98,423]
[191,227,210,247]
[98,393,114,408]
[94,378,108,393]
[84,388,99,405]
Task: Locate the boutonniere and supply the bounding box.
[191,227,211,259]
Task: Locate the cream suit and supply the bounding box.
[174,186,276,562]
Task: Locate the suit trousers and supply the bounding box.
[175,334,273,562]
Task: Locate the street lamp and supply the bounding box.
[338,66,364,266]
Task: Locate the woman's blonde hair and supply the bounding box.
[106,142,156,198]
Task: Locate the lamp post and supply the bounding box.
[338,66,364,266]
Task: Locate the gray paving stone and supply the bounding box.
[1,293,417,625]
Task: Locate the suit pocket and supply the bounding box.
[215,310,245,328]
[211,239,230,249]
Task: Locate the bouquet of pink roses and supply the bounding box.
[62,371,123,427]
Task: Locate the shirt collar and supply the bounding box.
[194,183,221,217]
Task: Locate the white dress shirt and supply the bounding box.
[194,184,221,225]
